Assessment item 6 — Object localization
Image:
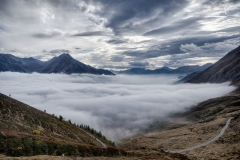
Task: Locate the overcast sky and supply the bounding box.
[0,0,240,70]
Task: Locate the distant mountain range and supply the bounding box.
[0,53,114,75]
[116,63,212,75]
[185,45,240,86]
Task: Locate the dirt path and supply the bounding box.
[80,128,107,148]
[172,117,234,153]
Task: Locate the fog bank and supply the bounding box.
[0,72,235,141]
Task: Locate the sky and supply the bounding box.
[0,72,236,141]
[0,0,240,70]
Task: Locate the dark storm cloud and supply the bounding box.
[218,26,240,33]
[9,49,19,52]
[230,0,240,3]
[32,31,62,38]
[0,0,11,13]
[49,49,70,54]
[143,17,202,36]
[39,49,70,58]
[203,0,240,5]
[106,39,127,44]
[128,61,149,68]
[83,0,189,35]
[110,55,124,62]
[121,33,240,62]
[122,50,163,59]
[174,34,240,46]
[74,47,81,50]
[73,31,108,37]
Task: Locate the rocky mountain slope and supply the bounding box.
[186,45,240,85]
[0,53,114,75]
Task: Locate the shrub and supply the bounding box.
[7,137,23,156]
[78,145,92,157]
[22,137,33,156]
[59,115,63,121]
[32,130,40,135]
[48,142,58,155]
[56,142,67,156]
[0,132,6,153]
[33,140,47,155]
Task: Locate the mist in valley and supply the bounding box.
[0,72,236,141]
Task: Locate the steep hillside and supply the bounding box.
[0,53,114,75]
[0,93,123,157]
[186,45,240,85]
[121,91,240,159]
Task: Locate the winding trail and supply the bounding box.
[172,117,234,153]
[80,128,107,148]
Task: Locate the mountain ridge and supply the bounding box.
[186,45,240,85]
[0,53,114,75]
[116,63,212,75]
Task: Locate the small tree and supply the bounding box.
[59,115,63,121]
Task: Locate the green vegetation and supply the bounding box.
[22,137,33,156]
[8,137,23,156]
[33,140,48,155]
[0,132,6,152]
[79,124,115,147]
[59,115,63,121]
[0,135,126,157]
[32,130,40,135]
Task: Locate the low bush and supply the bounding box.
[32,130,40,135]
[22,137,33,156]
[7,137,23,156]
[48,141,58,155]
[33,140,47,155]
[0,132,6,153]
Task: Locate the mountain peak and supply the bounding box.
[161,66,171,70]
[58,53,73,59]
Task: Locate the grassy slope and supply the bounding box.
[0,93,125,157]
[0,93,101,146]
[122,91,240,159]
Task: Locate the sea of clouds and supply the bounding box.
[0,72,236,141]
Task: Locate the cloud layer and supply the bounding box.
[0,72,235,141]
[0,0,239,69]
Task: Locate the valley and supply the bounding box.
[121,91,240,159]
[1,0,240,159]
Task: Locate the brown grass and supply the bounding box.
[121,94,240,160]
